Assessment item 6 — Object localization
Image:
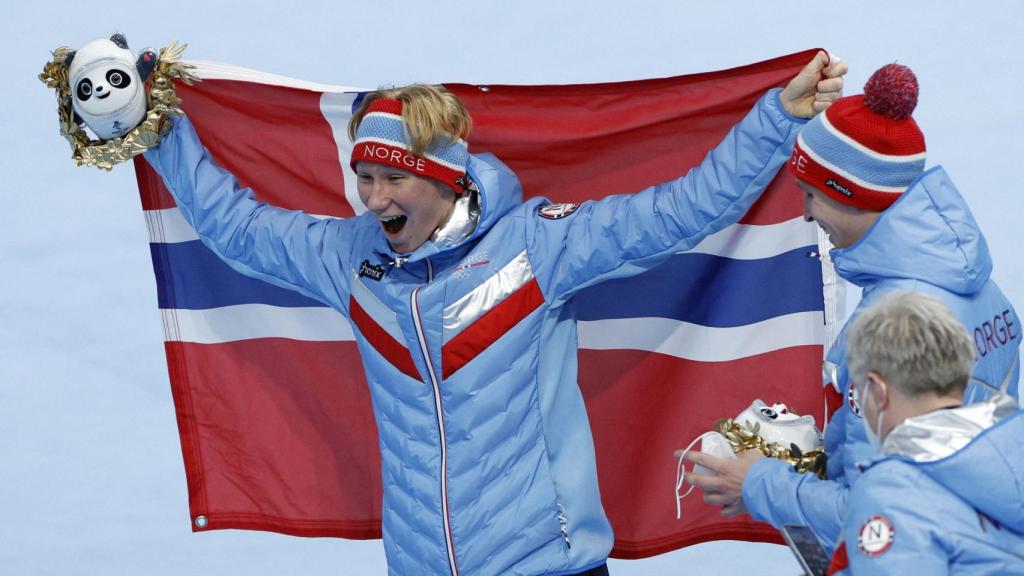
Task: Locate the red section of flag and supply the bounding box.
[579,345,825,556]
[164,339,382,538]
[442,278,545,379]
[140,80,354,217]
[447,48,819,226]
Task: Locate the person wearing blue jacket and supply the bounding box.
[144,52,845,576]
[683,64,1020,552]
[830,291,1024,574]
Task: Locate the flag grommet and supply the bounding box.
[195,516,208,528]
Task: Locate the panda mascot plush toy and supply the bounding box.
[64,33,157,140]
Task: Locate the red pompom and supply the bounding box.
[863,64,919,120]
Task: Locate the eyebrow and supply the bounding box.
[356,169,408,177]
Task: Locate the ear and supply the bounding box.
[136,48,158,81]
[110,32,129,49]
[867,372,891,412]
[63,49,77,68]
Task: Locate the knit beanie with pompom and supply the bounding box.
[788,64,926,211]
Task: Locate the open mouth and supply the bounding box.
[380,215,407,235]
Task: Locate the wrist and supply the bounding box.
[772,88,810,123]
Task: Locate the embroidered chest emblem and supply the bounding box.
[452,252,491,280]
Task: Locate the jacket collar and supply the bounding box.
[880,393,1018,462]
[831,166,992,296]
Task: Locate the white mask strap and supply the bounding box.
[875,408,887,449]
[675,431,717,520]
[872,378,888,445]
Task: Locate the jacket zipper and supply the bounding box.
[410,258,459,576]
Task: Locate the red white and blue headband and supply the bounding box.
[350,98,469,190]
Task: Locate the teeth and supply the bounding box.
[379,214,407,234]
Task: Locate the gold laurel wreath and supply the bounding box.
[39,41,200,170]
[714,418,827,478]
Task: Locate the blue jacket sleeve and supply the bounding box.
[843,465,950,575]
[743,456,849,549]
[144,115,355,310]
[529,88,805,301]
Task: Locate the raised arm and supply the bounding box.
[144,115,357,309]
[530,52,845,300]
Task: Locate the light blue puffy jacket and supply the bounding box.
[838,395,1024,574]
[743,166,1021,550]
[145,89,803,576]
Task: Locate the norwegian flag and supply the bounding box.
[134,48,841,558]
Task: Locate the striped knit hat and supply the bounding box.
[350,98,469,190]
[789,64,926,211]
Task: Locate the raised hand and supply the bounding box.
[780,50,848,118]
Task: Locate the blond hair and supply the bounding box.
[348,84,473,157]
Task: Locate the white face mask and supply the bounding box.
[674,400,823,520]
[859,379,886,453]
[674,431,737,520]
